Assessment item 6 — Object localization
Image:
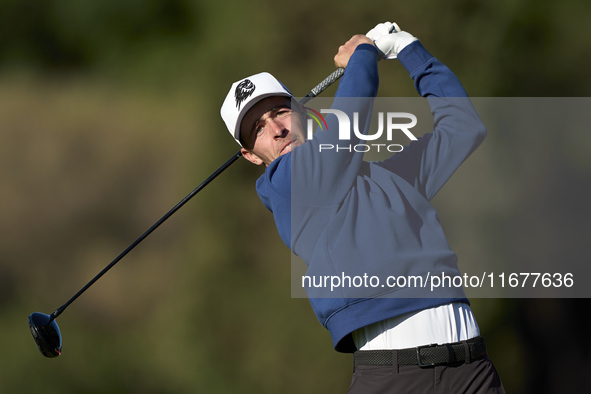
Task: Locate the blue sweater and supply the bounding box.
[256,42,486,352]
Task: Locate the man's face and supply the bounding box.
[239,96,306,166]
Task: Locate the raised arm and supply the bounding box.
[289,36,379,206]
[376,37,486,200]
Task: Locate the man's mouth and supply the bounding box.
[280,141,294,154]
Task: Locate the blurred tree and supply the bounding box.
[0,0,198,71]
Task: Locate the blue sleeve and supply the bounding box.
[376,41,487,200]
[334,44,380,98]
[256,44,380,247]
[290,44,380,206]
[398,41,469,98]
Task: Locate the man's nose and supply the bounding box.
[269,119,288,137]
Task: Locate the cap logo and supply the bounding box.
[235,79,256,109]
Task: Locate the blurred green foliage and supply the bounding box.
[0,0,197,69]
[0,0,590,393]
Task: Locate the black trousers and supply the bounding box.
[347,355,505,394]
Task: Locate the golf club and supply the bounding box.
[28,67,345,358]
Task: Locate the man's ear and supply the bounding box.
[241,148,264,166]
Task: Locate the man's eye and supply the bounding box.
[277,109,291,117]
[255,125,264,134]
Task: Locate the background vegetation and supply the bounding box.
[1,0,590,392]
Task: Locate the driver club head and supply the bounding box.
[28,312,62,358]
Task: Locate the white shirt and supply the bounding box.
[353,302,480,350]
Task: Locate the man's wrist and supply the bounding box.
[397,41,434,76]
[355,43,379,55]
[341,43,379,70]
[351,43,380,65]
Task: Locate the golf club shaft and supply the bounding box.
[50,151,242,320]
[49,68,345,321]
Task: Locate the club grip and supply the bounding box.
[300,67,345,104]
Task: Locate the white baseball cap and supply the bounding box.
[221,72,293,145]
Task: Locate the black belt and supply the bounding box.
[354,336,487,368]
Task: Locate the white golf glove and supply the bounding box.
[366,22,418,59]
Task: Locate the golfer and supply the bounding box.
[221,22,504,393]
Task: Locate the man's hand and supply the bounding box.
[366,21,400,40]
[366,22,418,59]
[334,34,375,69]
